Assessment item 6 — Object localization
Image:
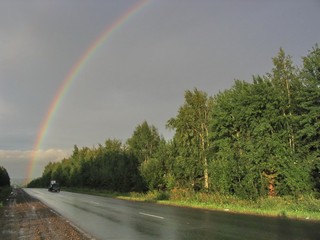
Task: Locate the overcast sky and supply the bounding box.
[1,0,319,181]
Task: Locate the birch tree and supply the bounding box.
[167,88,213,190]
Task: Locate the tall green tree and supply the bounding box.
[210,80,270,198]
[265,49,311,195]
[127,121,161,163]
[210,48,311,198]
[267,48,301,152]
[298,44,320,155]
[139,139,173,190]
[167,88,213,190]
[298,44,320,192]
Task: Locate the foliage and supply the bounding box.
[208,47,320,199]
[0,166,10,187]
[127,121,161,163]
[0,166,11,207]
[28,44,320,201]
[28,140,145,192]
[297,44,320,192]
[167,88,213,190]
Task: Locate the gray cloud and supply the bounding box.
[0,0,319,179]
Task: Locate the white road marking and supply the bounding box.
[90,201,100,205]
[139,212,164,219]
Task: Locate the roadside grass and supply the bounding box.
[0,186,12,208]
[63,187,129,198]
[63,187,320,221]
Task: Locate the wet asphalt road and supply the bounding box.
[24,188,320,240]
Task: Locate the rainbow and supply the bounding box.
[27,0,149,182]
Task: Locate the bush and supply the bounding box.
[145,190,170,201]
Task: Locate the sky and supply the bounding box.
[0,0,319,182]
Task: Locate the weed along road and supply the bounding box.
[24,189,320,240]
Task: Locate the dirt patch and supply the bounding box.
[0,188,93,240]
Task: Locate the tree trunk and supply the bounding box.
[204,157,209,190]
[263,171,277,197]
[200,127,209,191]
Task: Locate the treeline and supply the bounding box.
[0,166,10,187]
[28,45,320,199]
[28,140,145,192]
[0,166,10,206]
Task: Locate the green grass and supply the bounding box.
[62,188,320,221]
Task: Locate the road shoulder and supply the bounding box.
[0,188,92,239]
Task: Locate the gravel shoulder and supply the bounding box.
[0,188,93,240]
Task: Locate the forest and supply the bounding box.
[28,45,320,200]
[0,166,10,188]
[0,165,11,206]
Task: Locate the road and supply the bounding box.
[24,188,320,240]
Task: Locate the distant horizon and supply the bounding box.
[10,178,32,186]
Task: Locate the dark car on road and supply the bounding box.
[48,183,60,192]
